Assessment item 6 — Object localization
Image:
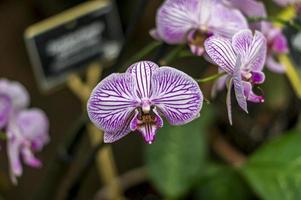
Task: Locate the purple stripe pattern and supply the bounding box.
[151,0,248,56]
[204,29,267,124]
[87,61,203,144]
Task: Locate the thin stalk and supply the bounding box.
[196,72,226,83]
[159,45,185,65]
[66,142,106,200]
[123,41,162,70]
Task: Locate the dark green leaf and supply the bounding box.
[241,130,301,200]
[194,163,252,200]
[145,107,214,198]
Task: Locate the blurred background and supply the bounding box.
[0,0,301,200]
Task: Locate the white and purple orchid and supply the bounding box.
[261,22,289,73]
[151,0,248,56]
[87,61,203,144]
[0,79,49,184]
[205,29,267,124]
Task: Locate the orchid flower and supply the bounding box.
[205,29,267,124]
[261,22,289,73]
[7,109,49,184]
[87,61,203,144]
[150,0,248,56]
[0,79,49,184]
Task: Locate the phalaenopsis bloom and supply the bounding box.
[87,61,203,144]
[205,29,267,124]
[261,22,289,73]
[0,79,49,184]
[151,0,248,56]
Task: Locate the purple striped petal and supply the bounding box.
[103,111,136,143]
[226,79,233,125]
[204,36,236,74]
[233,56,248,113]
[0,79,29,111]
[232,30,267,71]
[151,67,203,125]
[232,29,253,57]
[87,73,138,133]
[156,0,201,44]
[247,30,267,71]
[127,61,159,99]
[208,3,248,38]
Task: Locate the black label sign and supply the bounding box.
[283,16,301,70]
[25,0,123,91]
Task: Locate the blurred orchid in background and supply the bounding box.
[205,29,267,124]
[261,22,289,73]
[87,61,203,144]
[150,0,248,56]
[0,79,49,184]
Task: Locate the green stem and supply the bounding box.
[159,45,185,65]
[196,72,226,83]
[124,41,162,68]
[248,16,301,32]
[0,132,6,140]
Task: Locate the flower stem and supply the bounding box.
[159,45,185,65]
[124,41,162,69]
[248,16,301,32]
[196,72,226,83]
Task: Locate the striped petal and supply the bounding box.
[208,3,248,38]
[233,30,267,71]
[103,111,136,143]
[232,29,253,58]
[204,36,237,74]
[226,79,233,125]
[233,56,248,113]
[151,67,203,125]
[87,73,138,133]
[127,61,159,99]
[247,31,267,71]
[156,0,201,44]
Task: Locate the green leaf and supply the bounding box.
[194,163,252,200]
[145,107,214,198]
[241,130,301,200]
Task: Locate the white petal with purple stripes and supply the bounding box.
[156,0,201,44]
[204,36,237,74]
[87,73,138,133]
[127,61,159,99]
[151,67,203,125]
